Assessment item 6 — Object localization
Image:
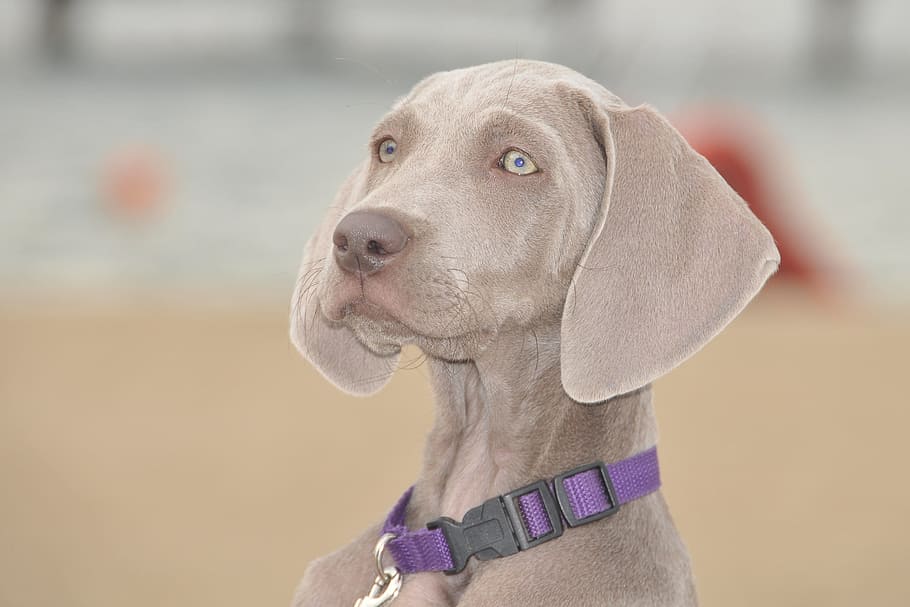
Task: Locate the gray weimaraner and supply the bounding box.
[289,60,779,606]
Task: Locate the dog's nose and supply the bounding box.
[332,211,409,275]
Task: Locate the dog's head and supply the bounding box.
[290,60,779,402]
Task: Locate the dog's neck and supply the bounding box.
[408,322,658,526]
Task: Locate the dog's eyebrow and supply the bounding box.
[370,107,417,141]
[476,109,553,147]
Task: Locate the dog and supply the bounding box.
[289,60,779,606]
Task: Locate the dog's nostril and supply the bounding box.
[367,240,384,255]
[333,234,349,251]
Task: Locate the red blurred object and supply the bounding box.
[101,146,169,220]
[674,106,838,296]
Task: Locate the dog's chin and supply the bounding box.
[333,298,497,362]
[341,301,414,355]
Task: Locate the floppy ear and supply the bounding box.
[290,161,400,396]
[561,102,780,403]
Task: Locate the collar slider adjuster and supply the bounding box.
[554,461,620,527]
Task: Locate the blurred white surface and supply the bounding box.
[1,0,908,297]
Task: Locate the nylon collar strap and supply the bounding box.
[381,446,660,575]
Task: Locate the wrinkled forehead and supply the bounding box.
[408,62,554,106]
[389,62,587,126]
[381,61,624,137]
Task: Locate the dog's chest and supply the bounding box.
[390,573,459,607]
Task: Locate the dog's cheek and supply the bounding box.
[505,295,537,326]
[315,269,351,322]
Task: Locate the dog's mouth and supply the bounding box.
[335,297,398,323]
[328,295,434,357]
[319,285,496,360]
[313,262,501,360]
[323,284,405,326]
[321,269,426,332]
[321,285,419,338]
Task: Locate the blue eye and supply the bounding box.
[500,149,538,175]
[378,138,397,163]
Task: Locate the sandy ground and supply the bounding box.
[1,292,908,607]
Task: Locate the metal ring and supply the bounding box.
[372,533,398,580]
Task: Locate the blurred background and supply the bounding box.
[1,1,908,606]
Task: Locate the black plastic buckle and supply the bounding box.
[427,481,564,574]
[503,480,564,549]
[427,497,519,574]
[553,461,620,527]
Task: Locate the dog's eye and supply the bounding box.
[378,138,397,163]
[499,149,538,175]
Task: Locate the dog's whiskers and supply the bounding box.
[292,258,326,328]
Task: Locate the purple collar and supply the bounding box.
[381,446,660,575]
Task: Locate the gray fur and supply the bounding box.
[289,60,778,606]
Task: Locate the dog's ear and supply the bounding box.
[561,100,779,403]
[290,161,400,396]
